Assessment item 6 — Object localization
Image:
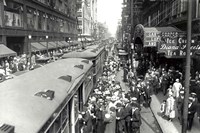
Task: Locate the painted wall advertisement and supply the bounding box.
[157,32,200,58]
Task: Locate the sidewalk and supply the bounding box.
[151,93,200,133]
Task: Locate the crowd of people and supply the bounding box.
[78,56,142,133]
[0,48,66,81]
[135,61,200,131]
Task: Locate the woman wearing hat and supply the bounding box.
[165,94,175,121]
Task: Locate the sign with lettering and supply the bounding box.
[144,31,160,47]
[158,33,200,57]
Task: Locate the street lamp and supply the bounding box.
[28,35,32,69]
[46,35,49,57]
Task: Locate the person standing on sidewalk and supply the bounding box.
[187,96,197,131]
[172,79,183,99]
[165,94,175,121]
[161,71,170,96]
[130,100,141,133]
[177,90,184,124]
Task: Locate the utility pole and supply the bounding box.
[130,0,134,72]
[182,0,192,133]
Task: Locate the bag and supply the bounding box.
[169,110,175,118]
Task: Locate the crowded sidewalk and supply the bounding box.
[151,93,200,133]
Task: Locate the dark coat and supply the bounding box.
[188,102,197,118]
[116,108,126,133]
[131,107,141,128]
[96,109,106,133]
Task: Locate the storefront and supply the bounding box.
[134,24,200,75]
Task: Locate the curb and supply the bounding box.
[149,101,164,133]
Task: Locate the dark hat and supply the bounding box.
[116,102,123,107]
[109,106,116,112]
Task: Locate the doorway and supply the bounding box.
[6,36,25,55]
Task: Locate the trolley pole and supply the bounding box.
[182,0,192,133]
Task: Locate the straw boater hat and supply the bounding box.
[189,96,194,102]
[111,96,118,102]
[131,97,137,101]
[180,90,184,95]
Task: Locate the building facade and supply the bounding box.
[77,0,97,41]
[133,0,200,75]
[0,0,78,55]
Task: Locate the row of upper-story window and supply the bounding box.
[32,0,77,18]
[1,2,77,34]
[143,0,200,27]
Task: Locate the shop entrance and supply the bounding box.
[6,36,25,55]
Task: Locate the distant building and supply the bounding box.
[77,0,97,42]
[136,0,200,75]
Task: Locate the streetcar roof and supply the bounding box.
[63,45,105,60]
[0,58,92,133]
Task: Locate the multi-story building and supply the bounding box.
[133,0,200,75]
[77,0,97,42]
[0,0,78,55]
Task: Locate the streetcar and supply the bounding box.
[62,44,106,85]
[0,58,93,133]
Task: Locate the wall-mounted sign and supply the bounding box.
[144,31,160,47]
[158,33,199,57]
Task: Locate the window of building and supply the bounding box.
[27,7,34,29]
[4,1,23,28]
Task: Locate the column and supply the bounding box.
[24,36,28,53]
[22,1,27,29]
[2,35,6,46]
[0,0,4,27]
[196,0,199,18]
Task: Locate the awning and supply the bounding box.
[60,41,69,47]
[48,42,57,49]
[39,42,47,47]
[39,42,55,50]
[0,44,17,58]
[56,41,65,48]
[71,40,81,46]
[31,42,47,52]
[134,24,184,48]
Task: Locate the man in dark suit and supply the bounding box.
[130,104,141,133]
[187,96,197,131]
[177,90,184,125]
[124,101,133,133]
[116,102,126,133]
